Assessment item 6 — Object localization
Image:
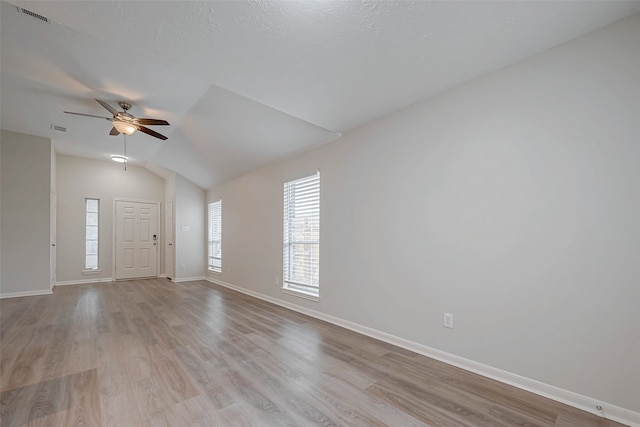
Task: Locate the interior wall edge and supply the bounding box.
[203,276,640,427]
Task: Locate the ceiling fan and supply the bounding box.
[64,99,170,140]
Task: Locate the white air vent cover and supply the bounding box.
[16,7,49,23]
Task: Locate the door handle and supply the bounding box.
[168,243,173,246]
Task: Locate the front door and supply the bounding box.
[115,200,159,280]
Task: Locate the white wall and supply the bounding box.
[207,14,640,414]
[165,173,176,279]
[174,173,205,280]
[0,130,52,296]
[56,154,166,283]
[0,132,2,292]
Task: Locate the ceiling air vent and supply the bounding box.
[16,7,49,23]
[51,124,67,132]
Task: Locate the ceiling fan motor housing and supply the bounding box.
[117,111,135,121]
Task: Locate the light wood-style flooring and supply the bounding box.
[0,279,628,426]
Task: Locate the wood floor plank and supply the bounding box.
[62,368,101,427]
[110,312,131,336]
[148,344,200,404]
[173,345,234,409]
[98,372,145,427]
[0,279,632,427]
[133,376,175,421]
[382,351,561,425]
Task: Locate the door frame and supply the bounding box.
[112,197,161,281]
[50,187,56,290]
[165,199,175,280]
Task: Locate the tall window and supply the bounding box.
[283,171,320,298]
[85,198,99,270]
[208,200,222,272]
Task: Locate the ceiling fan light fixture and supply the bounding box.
[111,154,128,163]
[113,120,137,135]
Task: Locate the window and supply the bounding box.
[283,171,320,298]
[85,198,99,270]
[208,199,222,272]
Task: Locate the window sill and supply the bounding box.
[208,268,222,275]
[82,269,102,275]
[281,287,319,302]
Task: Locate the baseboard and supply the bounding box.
[0,288,53,299]
[159,274,168,278]
[204,277,639,427]
[172,276,205,283]
[55,277,113,287]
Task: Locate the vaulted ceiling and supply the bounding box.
[2,1,640,189]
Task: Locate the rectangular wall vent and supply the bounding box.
[51,125,67,132]
[16,7,49,23]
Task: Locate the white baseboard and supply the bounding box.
[204,277,639,427]
[55,277,113,286]
[159,274,168,278]
[172,276,205,283]
[0,288,53,299]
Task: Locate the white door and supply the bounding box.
[165,200,175,279]
[115,201,159,280]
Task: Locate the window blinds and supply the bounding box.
[208,200,222,272]
[283,172,320,297]
[85,198,99,270]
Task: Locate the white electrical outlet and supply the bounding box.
[180,264,186,271]
[443,313,454,329]
[275,277,279,287]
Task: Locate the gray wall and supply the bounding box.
[0,130,52,296]
[207,15,640,412]
[56,154,166,282]
[174,173,205,279]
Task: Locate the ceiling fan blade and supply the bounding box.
[137,125,168,141]
[136,118,170,126]
[109,127,120,136]
[95,99,118,116]
[64,111,112,120]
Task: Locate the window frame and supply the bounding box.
[283,171,320,300]
[84,198,100,271]
[208,199,222,273]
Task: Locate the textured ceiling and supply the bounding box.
[2,1,640,188]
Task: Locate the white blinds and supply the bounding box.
[85,198,99,270]
[208,200,222,272]
[283,172,320,297]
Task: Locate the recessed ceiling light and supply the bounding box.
[111,155,128,163]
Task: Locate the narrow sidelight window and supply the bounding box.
[283,171,320,298]
[208,200,222,272]
[85,198,99,270]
